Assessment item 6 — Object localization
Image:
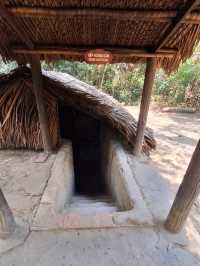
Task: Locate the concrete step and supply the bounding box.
[71,195,113,204]
[67,195,118,215]
[67,205,118,215]
[70,202,115,208]
[70,200,114,208]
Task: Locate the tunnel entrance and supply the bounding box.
[59,103,106,196]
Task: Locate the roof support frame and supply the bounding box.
[0,4,34,49]
[8,7,200,24]
[155,0,200,51]
[11,45,177,58]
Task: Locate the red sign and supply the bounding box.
[85,49,113,64]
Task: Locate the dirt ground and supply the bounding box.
[126,106,200,184]
[126,105,200,231]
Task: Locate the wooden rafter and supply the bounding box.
[12,45,177,58]
[155,0,200,51]
[8,7,200,24]
[0,4,34,49]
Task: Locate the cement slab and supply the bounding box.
[0,218,29,255]
[0,151,55,224]
[32,142,154,230]
[0,227,200,266]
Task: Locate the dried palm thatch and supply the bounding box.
[1,1,200,73]
[0,67,156,153]
[0,69,60,150]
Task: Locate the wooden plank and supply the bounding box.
[12,45,176,58]
[0,188,15,239]
[8,7,200,24]
[165,139,200,233]
[0,4,34,49]
[30,56,52,153]
[133,58,156,155]
[155,0,199,51]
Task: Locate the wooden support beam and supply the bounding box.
[133,58,156,155]
[165,139,200,233]
[30,56,52,153]
[12,45,176,58]
[0,188,15,239]
[155,0,199,51]
[8,7,200,24]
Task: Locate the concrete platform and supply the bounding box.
[0,144,200,265]
[32,141,154,230]
[1,227,200,266]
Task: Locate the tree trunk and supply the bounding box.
[165,139,200,233]
[134,58,156,155]
[0,188,15,239]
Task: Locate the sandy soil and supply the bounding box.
[126,106,200,186]
[126,106,200,232]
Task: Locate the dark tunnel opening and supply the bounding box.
[59,103,107,197]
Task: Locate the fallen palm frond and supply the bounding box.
[0,67,156,153]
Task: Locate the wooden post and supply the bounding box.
[30,56,52,152]
[134,58,156,155]
[0,188,15,239]
[165,139,200,233]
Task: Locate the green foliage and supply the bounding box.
[33,58,200,108]
[154,56,200,108]
[42,61,145,104]
[0,58,17,74]
[1,51,200,108]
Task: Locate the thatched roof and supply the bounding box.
[0,67,155,153]
[1,1,200,72]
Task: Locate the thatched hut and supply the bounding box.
[0,67,155,196]
[0,67,155,152]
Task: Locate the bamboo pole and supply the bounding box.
[134,58,156,156]
[30,56,52,153]
[0,188,15,239]
[165,139,200,233]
